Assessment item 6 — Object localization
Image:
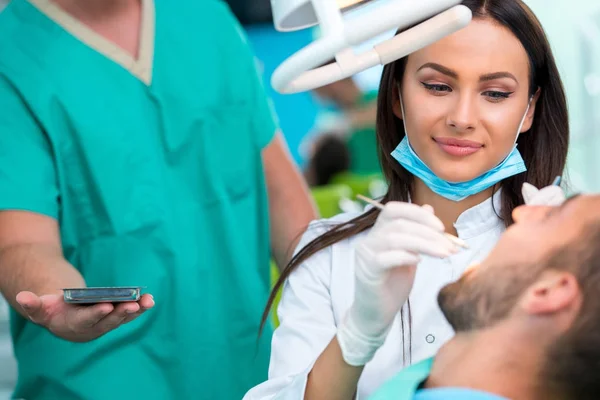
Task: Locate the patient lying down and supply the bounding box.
[370,194,600,400]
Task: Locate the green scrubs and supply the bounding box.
[0,0,276,399]
[369,358,433,400]
[369,357,508,400]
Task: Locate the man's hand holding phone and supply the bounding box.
[15,289,155,342]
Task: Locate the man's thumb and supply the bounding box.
[16,291,45,323]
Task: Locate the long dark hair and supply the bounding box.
[260,0,569,337]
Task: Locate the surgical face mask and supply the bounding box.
[391,95,531,202]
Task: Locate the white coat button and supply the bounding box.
[426,334,435,344]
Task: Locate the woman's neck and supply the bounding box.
[411,178,495,235]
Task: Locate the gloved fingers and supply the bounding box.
[378,202,444,232]
[375,251,421,269]
[522,182,566,206]
[365,221,457,256]
[378,219,453,244]
[421,204,435,214]
[526,186,566,206]
[381,233,456,259]
[522,182,539,204]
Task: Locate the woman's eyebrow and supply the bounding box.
[417,63,518,84]
[417,63,458,79]
[480,71,518,83]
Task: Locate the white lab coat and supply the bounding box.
[244,193,504,400]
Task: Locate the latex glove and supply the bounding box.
[336,202,459,366]
[522,182,566,206]
[15,291,155,342]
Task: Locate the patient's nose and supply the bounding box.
[513,205,553,223]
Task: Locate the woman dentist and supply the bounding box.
[245,0,570,398]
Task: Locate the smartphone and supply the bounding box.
[63,287,142,304]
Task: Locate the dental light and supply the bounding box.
[270,0,472,94]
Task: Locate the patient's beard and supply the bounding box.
[437,264,539,332]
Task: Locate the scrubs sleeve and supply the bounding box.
[0,76,59,219]
[243,220,337,400]
[234,25,279,149]
[251,79,279,150]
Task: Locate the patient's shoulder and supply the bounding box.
[369,358,434,400]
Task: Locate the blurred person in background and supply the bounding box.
[302,64,381,177]
[304,133,351,187]
[0,0,316,399]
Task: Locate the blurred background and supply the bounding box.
[0,0,598,397]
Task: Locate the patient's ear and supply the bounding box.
[521,270,580,316]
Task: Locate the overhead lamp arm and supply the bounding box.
[271,0,472,94]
